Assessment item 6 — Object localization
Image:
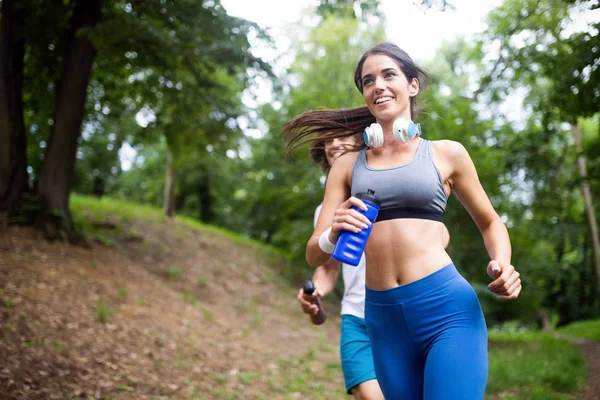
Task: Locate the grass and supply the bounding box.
[71,195,154,246]
[71,194,288,260]
[557,318,600,342]
[182,291,198,304]
[117,286,128,301]
[268,352,346,397]
[486,331,586,399]
[71,194,164,222]
[197,274,209,288]
[238,371,260,385]
[163,264,181,280]
[51,339,63,354]
[95,298,113,322]
[175,214,288,260]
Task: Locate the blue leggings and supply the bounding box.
[365,263,488,400]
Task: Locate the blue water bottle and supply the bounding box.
[332,189,381,266]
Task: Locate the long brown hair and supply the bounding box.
[282,106,375,171]
[282,43,428,163]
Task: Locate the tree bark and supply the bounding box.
[0,0,28,221]
[198,165,213,223]
[571,122,600,293]
[163,150,176,218]
[36,0,102,239]
[537,308,552,331]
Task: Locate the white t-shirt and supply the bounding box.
[314,203,366,319]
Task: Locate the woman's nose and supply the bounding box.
[373,77,385,91]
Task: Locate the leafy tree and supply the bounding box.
[484,0,600,317]
[317,0,383,19]
[212,14,385,263]
[0,0,268,238]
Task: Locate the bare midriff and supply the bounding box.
[364,218,452,290]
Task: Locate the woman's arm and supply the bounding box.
[442,140,521,300]
[311,259,342,296]
[307,153,370,268]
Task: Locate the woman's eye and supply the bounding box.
[363,78,373,86]
[385,72,396,78]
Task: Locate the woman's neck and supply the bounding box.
[378,113,413,141]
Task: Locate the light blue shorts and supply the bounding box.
[340,314,377,394]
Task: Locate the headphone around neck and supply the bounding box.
[363,118,422,148]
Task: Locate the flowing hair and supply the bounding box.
[282,43,429,168]
[282,106,375,172]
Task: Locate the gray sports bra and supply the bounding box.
[351,139,448,223]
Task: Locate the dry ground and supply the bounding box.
[0,215,346,400]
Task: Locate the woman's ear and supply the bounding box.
[409,78,420,97]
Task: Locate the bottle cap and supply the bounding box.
[302,280,315,295]
[356,189,381,207]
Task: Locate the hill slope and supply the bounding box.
[0,199,346,399]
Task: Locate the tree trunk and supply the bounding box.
[35,0,102,239]
[0,0,28,222]
[537,308,552,331]
[163,150,176,218]
[571,122,600,293]
[198,165,213,223]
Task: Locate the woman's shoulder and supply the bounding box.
[328,150,361,186]
[430,139,470,159]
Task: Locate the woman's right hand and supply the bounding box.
[329,196,372,243]
[297,287,323,315]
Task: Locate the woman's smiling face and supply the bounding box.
[360,54,419,124]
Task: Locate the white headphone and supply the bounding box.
[363,118,422,148]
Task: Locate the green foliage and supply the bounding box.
[486,0,599,120]
[316,0,383,20]
[209,16,384,267]
[483,0,600,323]
[12,0,600,330]
[71,194,289,263]
[558,318,600,342]
[16,0,270,236]
[487,331,586,398]
[111,140,167,207]
[71,194,151,245]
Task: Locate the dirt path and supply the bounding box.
[555,334,600,400]
[574,337,600,400]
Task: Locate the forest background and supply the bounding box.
[1,0,600,330]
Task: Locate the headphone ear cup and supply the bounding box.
[364,123,384,148]
[393,118,419,143]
